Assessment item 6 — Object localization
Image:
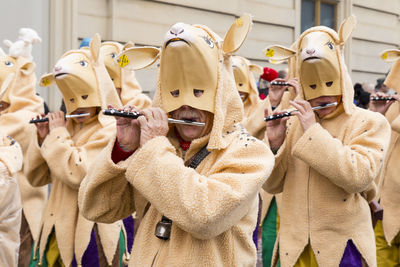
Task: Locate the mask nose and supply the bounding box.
[54,65,62,72]
[306,48,316,55]
[169,23,185,36]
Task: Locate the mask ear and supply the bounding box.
[3,40,12,48]
[223,14,252,54]
[117,47,160,70]
[264,45,296,61]
[339,15,356,45]
[90,33,101,63]
[380,49,400,62]
[123,41,135,50]
[249,64,263,75]
[39,73,55,87]
[0,73,15,99]
[20,62,35,75]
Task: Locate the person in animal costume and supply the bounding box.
[263,15,391,267]
[24,34,128,267]
[0,134,23,267]
[100,41,152,108]
[231,56,282,266]
[78,14,275,266]
[369,49,400,267]
[0,28,48,266]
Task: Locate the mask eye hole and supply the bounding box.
[70,98,75,103]
[170,90,179,97]
[193,89,204,97]
[310,84,317,90]
[327,42,334,50]
[81,95,88,100]
[111,53,116,59]
[4,61,14,67]
[326,81,333,87]
[79,60,88,67]
[238,83,243,87]
[203,36,214,48]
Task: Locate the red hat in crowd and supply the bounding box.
[260,67,278,82]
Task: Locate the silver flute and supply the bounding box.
[29,113,91,123]
[264,102,338,121]
[102,109,205,127]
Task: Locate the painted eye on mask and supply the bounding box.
[79,60,88,67]
[4,61,14,67]
[110,53,117,59]
[203,36,214,48]
[327,42,334,50]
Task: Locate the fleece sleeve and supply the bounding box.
[391,114,400,134]
[292,114,391,194]
[40,125,112,190]
[23,132,51,187]
[125,135,274,240]
[78,137,136,224]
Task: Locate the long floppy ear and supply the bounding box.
[117,47,160,70]
[264,45,296,61]
[0,73,15,99]
[339,15,356,44]
[39,73,56,87]
[249,64,263,75]
[90,33,101,63]
[0,48,5,57]
[223,14,252,54]
[20,62,35,75]
[380,49,400,62]
[123,41,135,50]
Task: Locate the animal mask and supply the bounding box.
[118,14,252,114]
[380,49,400,93]
[264,15,356,103]
[39,34,103,114]
[232,56,262,95]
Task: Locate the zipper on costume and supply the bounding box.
[151,239,164,267]
[307,166,311,238]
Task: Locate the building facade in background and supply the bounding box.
[2,0,399,111]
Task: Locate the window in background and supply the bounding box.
[301,0,337,33]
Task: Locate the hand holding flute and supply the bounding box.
[369,93,399,115]
[32,111,67,146]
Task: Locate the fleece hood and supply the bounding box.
[265,15,357,115]
[119,14,254,150]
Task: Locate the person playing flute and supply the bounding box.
[369,49,400,267]
[78,14,275,267]
[264,15,390,267]
[24,34,128,267]
[0,28,48,266]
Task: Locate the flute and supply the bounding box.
[29,113,91,124]
[264,102,338,122]
[102,109,205,127]
[270,81,291,86]
[371,96,395,101]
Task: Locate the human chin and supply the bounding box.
[176,124,203,141]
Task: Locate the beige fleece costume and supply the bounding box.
[0,134,23,267]
[79,15,275,267]
[0,30,48,263]
[100,41,152,108]
[231,55,266,140]
[24,34,125,266]
[264,16,391,267]
[374,50,400,245]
